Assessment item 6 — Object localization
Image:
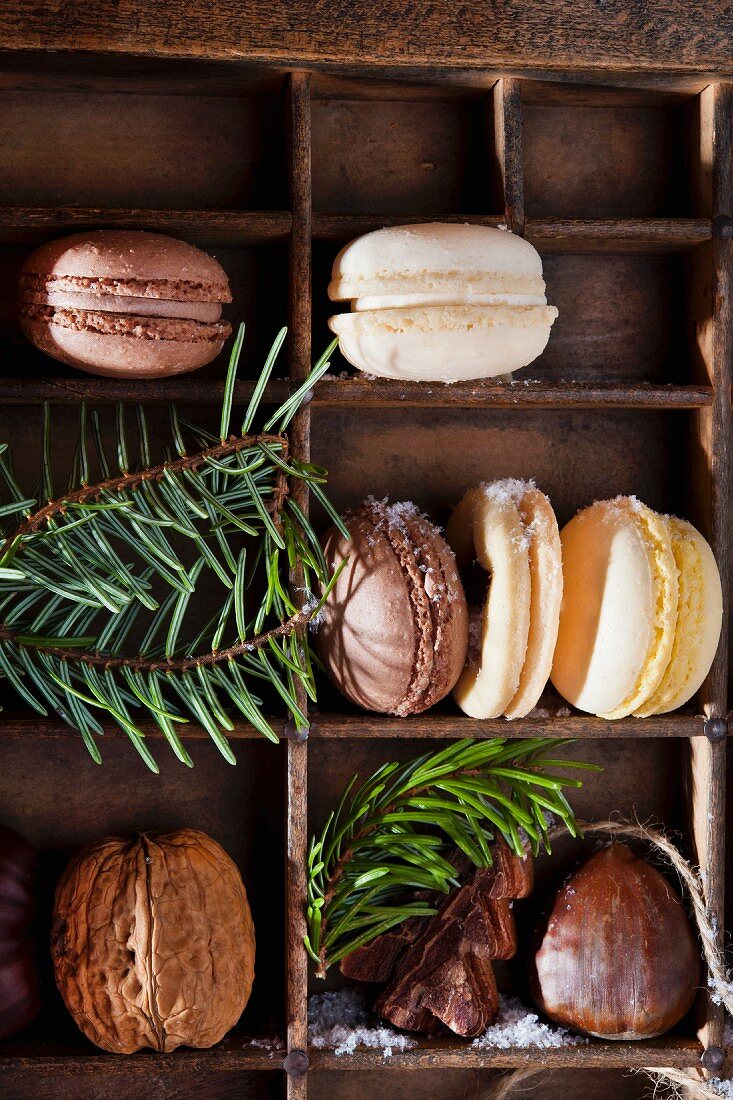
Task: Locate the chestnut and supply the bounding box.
[529,843,700,1040]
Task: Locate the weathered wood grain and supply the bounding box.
[0,208,711,250]
[492,78,525,234]
[1,3,733,74]
[0,377,710,408]
[308,1034,702,1070]
[686,82,731,1059]
[0,207,292,246]
[286,70,313,1100]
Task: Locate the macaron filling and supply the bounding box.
[20,272,229,328]
[38,291,223,323]
[352,292,548,311]
[23,304,230,343]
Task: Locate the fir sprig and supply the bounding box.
[305,738,599,977]
[0,326,346,772]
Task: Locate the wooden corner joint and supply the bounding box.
[703,716,728,742]
[711,214,733,239]
[701,1044,726,1072]
[284,718,309,741]
[283,1048,309,1077]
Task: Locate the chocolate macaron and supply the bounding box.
[19,230,232,378]
[318,499,469,716]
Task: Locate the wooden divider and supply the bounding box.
[687,81,732,1067]
[286,71,313,1098]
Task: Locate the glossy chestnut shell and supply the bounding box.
[530,843,700,1039]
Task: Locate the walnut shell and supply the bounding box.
[51,828,255,1053]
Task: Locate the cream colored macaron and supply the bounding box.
[551,497,680,720]
[328,223,558,382]
[446,479,562,719]
[634,517,722,716]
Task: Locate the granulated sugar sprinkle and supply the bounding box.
[471,997,587,1050]
[480,478,536,508]
[308,988,417,1058]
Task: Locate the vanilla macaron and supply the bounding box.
[317,499,468,716]
[328,223,558,382]
[19,231,232,378]
[551,498,722,719]
[446,480,562,719]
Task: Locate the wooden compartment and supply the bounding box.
[312,79,499,215]
[0,242,290,381]
[521,83,694,219]
[0,32,728,1100]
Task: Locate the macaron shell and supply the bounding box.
[21,313,229,379]
[551,498,678,719]
[446,486,531,719]
[329,304,558,382]
[328,223,547,301]
[318,502,468,716]
[504,486,563,720]
[21,230,231,301]
[603,501,677,719]
[634,516,722,716]
[318,511,419,714]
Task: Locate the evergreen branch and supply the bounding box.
[305,738,600,977]
[0,325,342,771]
[0,604,311,671]
[0,432,289,557]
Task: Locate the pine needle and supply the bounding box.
[306,738,600,976]
[0,325,339,770]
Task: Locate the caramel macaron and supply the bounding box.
[317,499,469,716]
[19,230,232,378]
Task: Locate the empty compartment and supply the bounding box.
[522,84,695,219]
[0,80,288,210]
[539,250,689,384]
[312,80,499,215]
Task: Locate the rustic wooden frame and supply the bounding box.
[0,43,729,1100]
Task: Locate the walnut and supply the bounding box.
[51,828,255,1054]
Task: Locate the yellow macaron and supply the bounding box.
[551,497,721,719]
[634,517,722,716]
